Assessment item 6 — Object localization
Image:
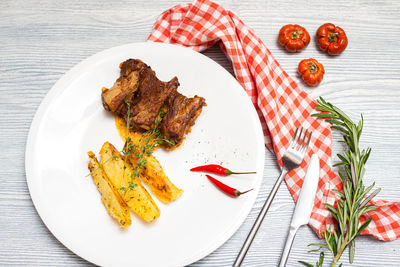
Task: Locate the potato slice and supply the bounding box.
[100,142,160,222]
[125,142,183,203]
[87,151,131,228]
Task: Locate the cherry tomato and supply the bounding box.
[317,23,348,55]
[278,24,310,52]
[298,58,325,86]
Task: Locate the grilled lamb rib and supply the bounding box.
[127,64,179,131]
[101,59,146,117]
[101,59,205,147]
[102,59,179,131]
[160,92,205,145]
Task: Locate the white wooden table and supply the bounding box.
[1,0,399,266]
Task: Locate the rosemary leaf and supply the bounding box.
[299,252,325,267]
[299,261,315,267]
[355,217,373,237]
[349,240,355,264]
[359,188,381,208]
[319,252,325,265]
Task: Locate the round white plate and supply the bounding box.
[25,42,265,267]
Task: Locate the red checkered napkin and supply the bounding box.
[148,0,400,241]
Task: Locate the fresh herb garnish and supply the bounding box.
[122,104,174,191]
[300,97,380,267]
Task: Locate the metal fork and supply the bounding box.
[233,126,312,267]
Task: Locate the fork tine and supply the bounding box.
[299,129,308,148]
[291,125,299,145]
[302,131,312,153]
[296,127,303,146]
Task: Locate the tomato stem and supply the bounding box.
[290,30,303,40]
[328,32,339,42]
[308,62,318,73]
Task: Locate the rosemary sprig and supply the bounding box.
[300,97,380,267]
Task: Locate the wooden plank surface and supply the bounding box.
[1,0,399,266]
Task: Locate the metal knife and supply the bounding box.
[278,154,320,267]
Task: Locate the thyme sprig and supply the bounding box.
[86,104,174,186]
[300,97,380,267]
[122,106,174,190]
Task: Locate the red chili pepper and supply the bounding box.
[190,164,256,176]
[206,175,253,198]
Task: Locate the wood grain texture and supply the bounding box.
[1,0,400,266]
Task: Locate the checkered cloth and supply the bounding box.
[148,0,400,241]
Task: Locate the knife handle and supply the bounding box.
[278,225,299,267]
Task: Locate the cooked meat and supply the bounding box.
[160,93,206,146]
[126,66,179,131]
[101,58,206,146]
[120,58,148,77]
[101,71,139,115]
[102,59,180,131]
[101,59,148,116]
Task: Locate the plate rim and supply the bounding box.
[25,41,265,267]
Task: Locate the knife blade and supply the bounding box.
[291,153,320,227]
[278,153,320,267]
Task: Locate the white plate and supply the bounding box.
[25,42,265,267]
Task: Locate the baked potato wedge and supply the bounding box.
[100,142,160,222]
[87,151,131,228]
[125,141,183,203]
